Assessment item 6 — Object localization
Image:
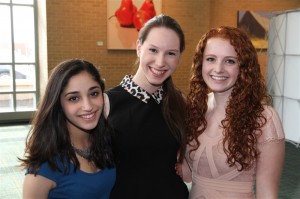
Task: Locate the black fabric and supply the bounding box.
[106,85,188,199]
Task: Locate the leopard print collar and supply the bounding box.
[120,75,164,104]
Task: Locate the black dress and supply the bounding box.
[106,76,189,199]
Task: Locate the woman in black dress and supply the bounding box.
[104,14,188,199]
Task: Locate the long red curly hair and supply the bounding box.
[186,26,272,171]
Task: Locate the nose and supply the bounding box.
[82,98,93,111]
[214,61,224,73]
[155,53,165,67]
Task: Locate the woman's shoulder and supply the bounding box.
[262,105,278,116]
[105,85,123,94]
[26,159,65,183]
[258,105,285,144]
[262,105,282,127]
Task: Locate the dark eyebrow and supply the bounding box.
[64,91,79,97]
[63,86,101,97]
[90,86,101,91]
[148,44,180,53]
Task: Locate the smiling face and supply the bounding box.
[134,27,181,93]
[202,37,240,95]
[60,71,103,134]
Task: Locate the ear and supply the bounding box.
[136,39,141,57]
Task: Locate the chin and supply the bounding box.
[150,81,164,87]
[84,124,98,131]
[149,76,167,85]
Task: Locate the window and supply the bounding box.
[0,0,38,122]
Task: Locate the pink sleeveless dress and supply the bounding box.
[183,106,285,199]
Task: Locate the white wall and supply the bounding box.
[267,9,300,146]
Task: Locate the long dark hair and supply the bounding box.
[186,26,272,170]
[19,59,115,174]
[138,14,187,162]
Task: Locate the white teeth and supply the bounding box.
[81,114,94,119]
[151,68,164,75]
[212,75,226,80]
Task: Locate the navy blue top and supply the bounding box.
[27,159,116,199]
[106,76,188,199]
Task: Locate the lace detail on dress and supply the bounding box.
[258,106,285,144]
[258,137,285,145]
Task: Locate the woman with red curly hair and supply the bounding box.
[181,26,285,199]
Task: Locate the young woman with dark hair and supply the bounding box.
[20,59,115,199]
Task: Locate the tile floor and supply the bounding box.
[0,124,299,199]
[0,124,30,199]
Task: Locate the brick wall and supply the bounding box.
[46,0,300,94]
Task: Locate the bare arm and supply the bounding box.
[181,156,192,183]
[255,107,285,198]
[23,174,55,199]
[103,93,110,118]
[255,140,285,199]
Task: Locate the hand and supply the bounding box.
[175,162,183,178]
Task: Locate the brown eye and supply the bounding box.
[68,96,79,102]
[168,51,176,56]
[91,92,99,97]
[149,48,157,53]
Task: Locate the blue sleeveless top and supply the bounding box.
[26,159,116,199]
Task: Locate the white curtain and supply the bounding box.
[267,9,300,147]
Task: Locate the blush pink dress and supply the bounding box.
[183,106,285,199]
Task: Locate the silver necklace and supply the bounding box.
[72,145,91,159]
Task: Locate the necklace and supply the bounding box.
[72,145,91,159]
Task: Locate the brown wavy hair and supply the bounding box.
[186,26,272,171]
[19,59,115,174]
